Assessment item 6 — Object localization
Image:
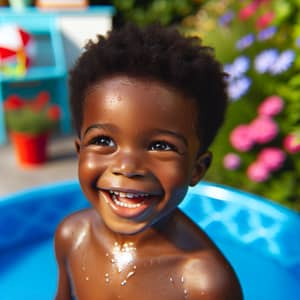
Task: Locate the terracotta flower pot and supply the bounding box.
[10,132,49,167]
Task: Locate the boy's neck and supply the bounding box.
[99,209,179,248]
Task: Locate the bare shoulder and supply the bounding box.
[181,248,243,300]
[54,208,97,257]
[168,211,243,299]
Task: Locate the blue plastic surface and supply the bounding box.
[0,180,299,300]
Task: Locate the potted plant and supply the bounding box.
[4,91,60,167]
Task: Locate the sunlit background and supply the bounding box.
[1,0,299,210]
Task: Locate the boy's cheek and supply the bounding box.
[79,152,106,171]
[78,153,107,189]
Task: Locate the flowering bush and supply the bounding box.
[4,91,60,135]
[182,0,300,210]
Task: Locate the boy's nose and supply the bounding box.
[111,152,146,178]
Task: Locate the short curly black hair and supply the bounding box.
[69,23,228,151]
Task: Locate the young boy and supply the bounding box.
[54,24,243,300]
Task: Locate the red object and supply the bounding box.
[30,91,50,111]
[10,132,49,167]
[19,28,31,46]
[47,105,60,121]
[0,46,16,60]
[4,94,25,110]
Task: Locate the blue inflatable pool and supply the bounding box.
[0,180,299,300]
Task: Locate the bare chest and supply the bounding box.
[68,249,191,300]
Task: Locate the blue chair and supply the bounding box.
[0,11,71,144]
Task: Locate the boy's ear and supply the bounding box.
[189,151,212,186]
[74,138,81,154]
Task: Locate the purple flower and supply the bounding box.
[254,49,278,73]
[224,56,250,80]
[219,11,234,26]
[223,153,241,170]
[227,76,251,100]
[258,95,284,116]
[257,26,277,41]
[269,50,295,75]
[230,124,254,151]
[249,116,278,144]
[247,161,270,182]
[236,33,255,50]
[257,147,286,171]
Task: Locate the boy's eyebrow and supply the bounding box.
[152,129,188,146]
[83,123,117,137]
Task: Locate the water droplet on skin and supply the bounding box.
[121,279,127,286]
[85,276,89,281]
[111,258,115,264]
[169,277,174,284]
[181,276,185,283]
[104,273,110,283]
[126,271,135,279]
[133,265,137,270]
[105,253,109,257]
[81,265,86,272]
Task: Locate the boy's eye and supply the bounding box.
[148,141,177,152]
[89,135,115,147]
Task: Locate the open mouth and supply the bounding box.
[109,190,150,208]
[101,189,162,218]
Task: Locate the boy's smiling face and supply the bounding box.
[77,76,210,234]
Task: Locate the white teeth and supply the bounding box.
[110,191,119,196]
[111,194,144,209]
[107,190,151,209]
[109,190,149,199]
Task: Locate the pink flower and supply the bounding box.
[256,11,275,30]
[283,134,300,154]
[257,147,286,171]
[230,125,254,152]
[223,153,241,170]
[247,161,270,182]
[249,116,278,144]
[239,3,258,20]
[258,95,284,117]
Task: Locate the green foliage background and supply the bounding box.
[6,108,57,134]
[90,0,204,27]
[181,0,300,211]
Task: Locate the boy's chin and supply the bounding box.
[102,217,151,236]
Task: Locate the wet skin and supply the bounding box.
[54,76,243,299]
